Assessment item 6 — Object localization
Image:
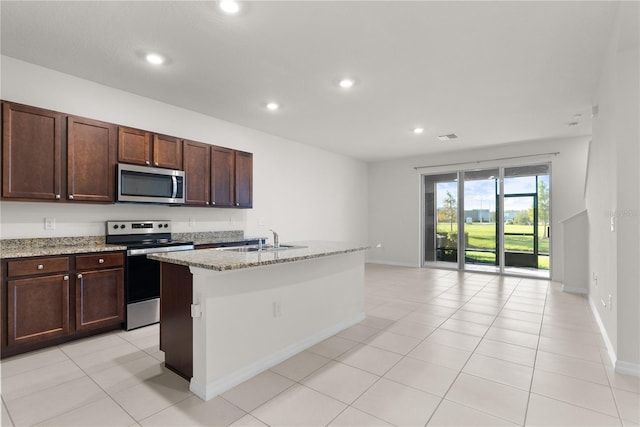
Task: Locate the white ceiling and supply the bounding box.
[0,1,621,162]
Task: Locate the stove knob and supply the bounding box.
[120,224,126,229]
[158,224,163,228]
[113,225,118,229]
[164,223,169,228]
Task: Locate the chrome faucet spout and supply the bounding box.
[269,229,279,248]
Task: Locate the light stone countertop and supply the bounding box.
[147,241,369,271]
[0,231,266,259]
[0,236,127,259]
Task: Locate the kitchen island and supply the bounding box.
[148,241,368,401]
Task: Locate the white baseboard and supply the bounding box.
[616,360,640,377]
[366,259,420,268]
[562,285,589,295]
[190,312,366,400]
[588,296,617,368]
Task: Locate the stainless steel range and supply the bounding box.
[106,220,194,330]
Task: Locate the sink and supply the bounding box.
[217,244,307,253]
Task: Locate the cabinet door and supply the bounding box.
[67,116,117,202]
[211,146,235,207]
[7,274,70,346]
[118,126,151,166]
[153,134,182,169]
[2,102,64,200]
[183,140,211,206]
[235,151,253,208]
[75,268,124,331]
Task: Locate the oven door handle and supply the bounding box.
[171,176,178,199]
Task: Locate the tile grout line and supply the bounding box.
[521,279,550,426]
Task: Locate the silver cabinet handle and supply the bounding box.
[98,258,104,264]
[37,264,44,270]
[145,160,150,165]
[206,202,210,205]
[212,201,216,205]
[68,195,74,200]
[154,161,159,166]
[236,202,240,206]
[63,275,69,281]
[55,194,61,199]
[77,274,83,279]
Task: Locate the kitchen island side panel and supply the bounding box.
[159,262,193,379]
[189,251,365,400]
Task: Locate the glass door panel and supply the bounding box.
[424,173,458,267]
[462,169,499,272]
[503,165,550,277]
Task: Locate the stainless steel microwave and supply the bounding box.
[117,163,185,205]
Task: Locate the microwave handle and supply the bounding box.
[171,176,178,198]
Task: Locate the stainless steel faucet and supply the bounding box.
[270,229,279,248]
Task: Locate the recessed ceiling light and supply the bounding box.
[437,133,458,141]
[266,102,280,111]
[145,53,165,65]
[339,78,355,89]
[219,0,240,14]
[413,127,424,135]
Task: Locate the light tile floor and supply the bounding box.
[1,264,639,426]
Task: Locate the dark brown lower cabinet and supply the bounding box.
[75,268,124,331]
[7,274,70,346]
[1,252,125,358]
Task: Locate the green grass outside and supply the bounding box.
[437,223,550,270]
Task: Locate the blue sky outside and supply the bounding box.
[436,175,549,212]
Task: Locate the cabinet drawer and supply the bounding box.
[7,257,70,278]
[76,252,124,270]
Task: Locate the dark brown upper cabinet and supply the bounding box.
[118,126,182,170]
[211,146,235,207]
[67,116,117,203]
[183,140,211,206]
[2,102,64,200]
[153,134,182,170]
[1,102,117,204]
[235,151,253,208]
[117,126,151,166]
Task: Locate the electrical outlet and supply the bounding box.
[273,301,282,317]
[44,217,56,230]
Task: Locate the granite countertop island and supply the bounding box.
[153,240,368,401]
[147,241,369,271]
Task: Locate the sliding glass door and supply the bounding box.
[503,165,550,276]
[424,173,459,267]
[462,169,499,273]
[422,163,550,278]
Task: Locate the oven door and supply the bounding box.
[118,163,185,204]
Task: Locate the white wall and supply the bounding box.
[367,136,590,283]
[0,56,369,244]
[586,1,639,374]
